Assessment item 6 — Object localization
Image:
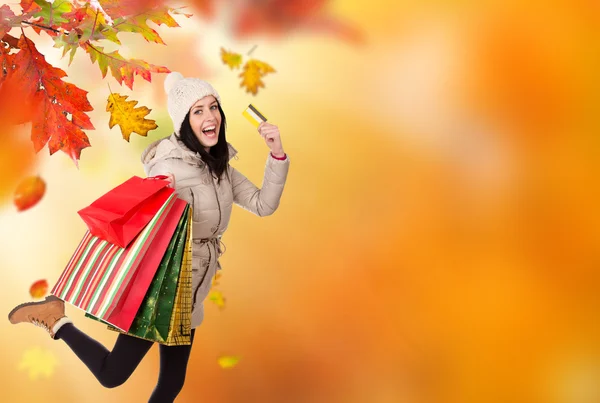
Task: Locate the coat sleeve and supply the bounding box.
[144,159,175,178]
[230,153,290,217]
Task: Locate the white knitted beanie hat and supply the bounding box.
[164,72,222,135]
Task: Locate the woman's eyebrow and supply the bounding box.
[192,102,217,110]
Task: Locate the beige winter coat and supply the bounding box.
[141,133,290,328]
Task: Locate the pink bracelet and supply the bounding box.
[271,152,287,160]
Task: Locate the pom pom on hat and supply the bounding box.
[164,71,222,136]
[164,71,184,94]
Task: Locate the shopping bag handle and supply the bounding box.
[144,175,169,181]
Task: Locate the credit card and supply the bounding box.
[242,104,268,128]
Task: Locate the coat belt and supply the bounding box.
[192,236,226,258]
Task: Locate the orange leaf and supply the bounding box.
[14,176,46,212]
[2,35,95,165]
[29,279,48,299]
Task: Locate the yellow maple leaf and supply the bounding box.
[209,289,226,309]
[18,347,58,380]
[106,93,158,142]
[217,355,240,369]
[220,48,242,70]
[239,59,276,95]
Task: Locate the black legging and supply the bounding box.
[56,323,195,402]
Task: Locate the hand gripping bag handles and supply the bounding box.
[77,176,173,248]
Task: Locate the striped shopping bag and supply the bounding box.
[51,194,183,328]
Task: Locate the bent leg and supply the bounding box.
[57,323,153,388]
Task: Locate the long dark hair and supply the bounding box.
[179,103,229,183]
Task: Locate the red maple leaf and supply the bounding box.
[3,35,94,165]
[231,0,363,43]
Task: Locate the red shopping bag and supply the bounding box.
[77,176,173,248]
[103,198,188,331]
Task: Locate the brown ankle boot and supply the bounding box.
[8,295,71,339]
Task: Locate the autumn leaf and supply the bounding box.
[63,5,121,45]
[220,48,242,70]
[106,93,157,141]
[14,176,46,212]
[84,42,170,89]
[52,32,80,65]
[217,355,240,369]
[239,58,276,95]
[4,35,94,164]
[0,5,38,38]
[111,8,182,45]
[209,290,226,309]
[18,347,58,380]
[31,0,73,30]
[29,279,48,299]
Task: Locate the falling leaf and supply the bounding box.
[2,35,94,165]
[239,59,276,95]
[14,176,46,212]
[29,279,48,299]
[217,355,240,369]
[84,42,170,89]
[106,93,158,141]
[18,347,58,380]
[220,48,242,70]
[209,290,226,309]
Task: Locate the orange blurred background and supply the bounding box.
[1,0,600,402]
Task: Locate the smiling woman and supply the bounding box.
[7,71,291,402]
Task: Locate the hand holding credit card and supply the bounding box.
[242,104,285,156]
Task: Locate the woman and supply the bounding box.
[7,72,290,402]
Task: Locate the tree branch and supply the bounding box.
[21,21,61,34]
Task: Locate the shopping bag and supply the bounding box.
[99,198,188,331]
[51,193,181,326]
[77,175,173,248]
[104,206,193,345]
